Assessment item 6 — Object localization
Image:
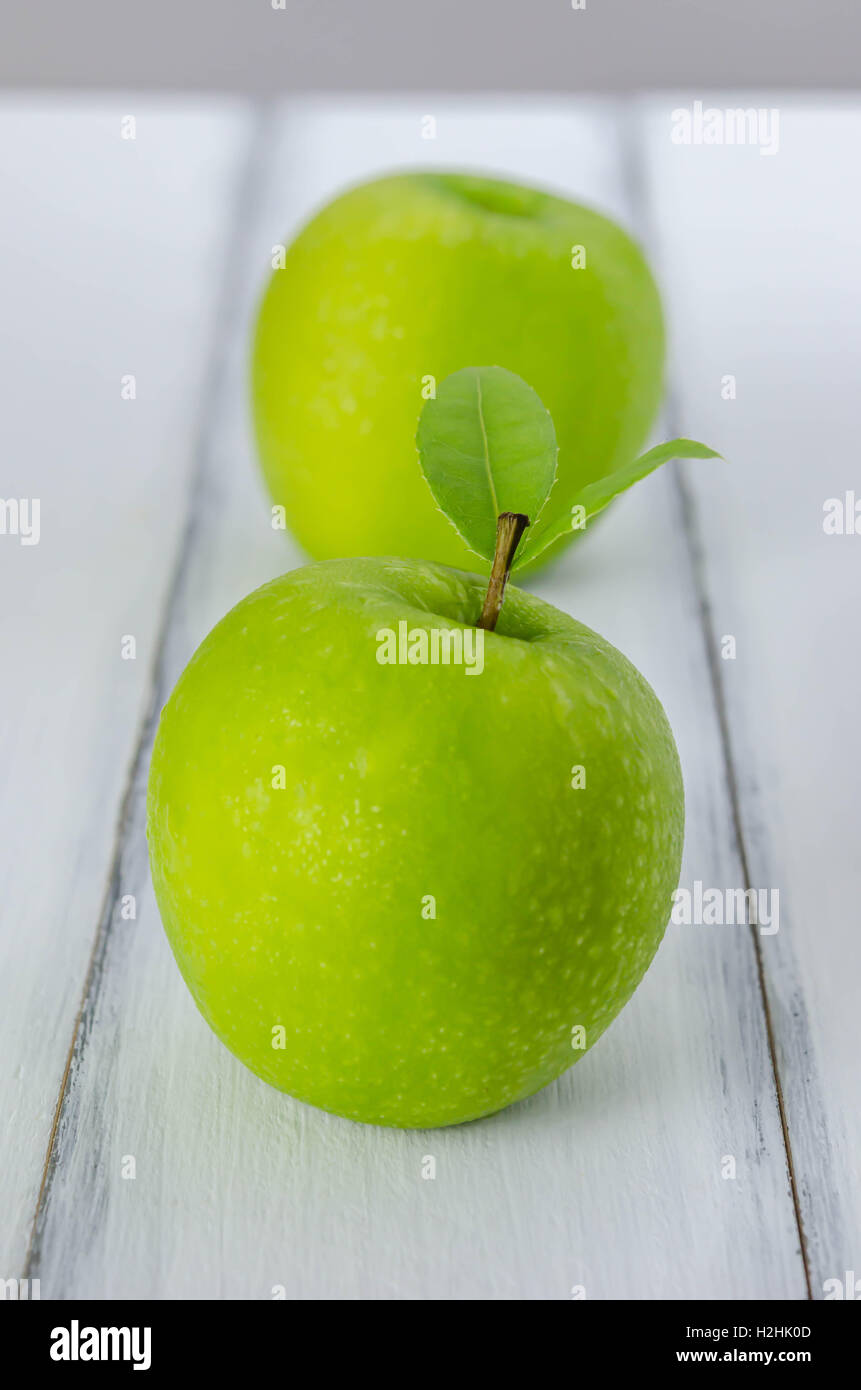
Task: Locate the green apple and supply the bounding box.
[147,556,683,1128]
[251,171,664,572]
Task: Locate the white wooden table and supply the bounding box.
[2,95,859,1301]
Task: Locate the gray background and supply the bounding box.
[1,0,860,91]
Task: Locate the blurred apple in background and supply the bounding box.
[251,171,664,572]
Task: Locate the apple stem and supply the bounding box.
[477,512,529,632]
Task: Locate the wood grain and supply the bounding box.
[641,97,861,1297]
[17,98,815,1299]
[0,100,249,1276]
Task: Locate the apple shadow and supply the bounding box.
[420,1011,702,1143]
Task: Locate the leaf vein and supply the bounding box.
[475,373,500,518]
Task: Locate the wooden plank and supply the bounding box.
[0,100,250,1276]
[29,98,805,1299]
[640,97,861,1297]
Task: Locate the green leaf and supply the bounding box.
[416,366,558,562]
[514,438,723,570]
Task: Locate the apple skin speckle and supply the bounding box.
[146,557,683,1128]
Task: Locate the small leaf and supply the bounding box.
[416,366,557,562]
[514,438,723,569]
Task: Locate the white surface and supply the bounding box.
[642,98,861,1291]
[0,100,247,1278]
[0,96,857,1299]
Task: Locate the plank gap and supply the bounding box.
[672,459,813,1302]
[618,100,814,1300]
[22,99,276,1282]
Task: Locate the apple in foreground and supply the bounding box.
[251,171,664,573]
[147,556,683,1128]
